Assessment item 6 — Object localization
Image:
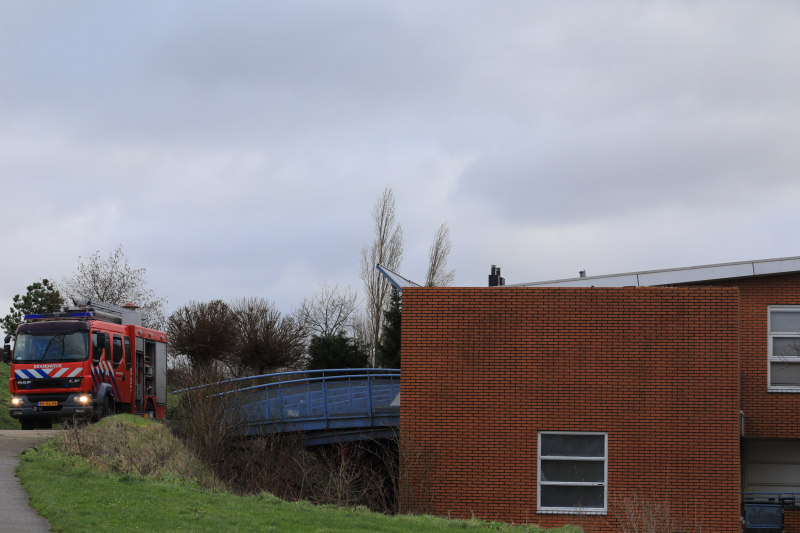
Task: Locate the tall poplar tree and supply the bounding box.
[360,188,403,363]
[375,287,401,369]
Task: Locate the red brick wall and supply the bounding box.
[401,287,741,532]
[691,272,800,438]
[785,508,800,532]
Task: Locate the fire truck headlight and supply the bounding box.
[10,397,21,406]
[77,395,90,403]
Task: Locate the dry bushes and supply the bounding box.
[169,364,401,512]
[396,433,440,515]
[169,364,243,473]
[313,440,397,510]
[56,414,221,490]
[609,491,702,533]
[228,436,397,510]
[184,423,400,511]
[225,429,440,514]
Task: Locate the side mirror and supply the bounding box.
[3,334,10,344]
[3,344,10,364]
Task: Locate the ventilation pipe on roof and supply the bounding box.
[489,265,505,287]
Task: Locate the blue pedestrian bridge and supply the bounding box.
[176,369,400,446]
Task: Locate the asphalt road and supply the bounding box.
[0,430,61,533]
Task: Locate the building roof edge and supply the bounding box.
[508,255,800,288]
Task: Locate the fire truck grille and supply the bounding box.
[25,393,71,402]
[15,378,82,390]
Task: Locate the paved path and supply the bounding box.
[0,430,62,533]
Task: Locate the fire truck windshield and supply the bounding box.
[13,331,90,362]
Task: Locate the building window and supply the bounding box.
[538,432,607,514]
[769,307,800,391]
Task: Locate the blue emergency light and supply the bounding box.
[23,311,94,321]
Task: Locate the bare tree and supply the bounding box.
[296,283,358,338]
[350,309,373,349]
[59,246,168,330]
[167,300,239,369]
[424,222,456,287]
[231,297,307,375]
[359,188,403,364]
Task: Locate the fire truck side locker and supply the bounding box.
[156,341,167,408]
[134,336,164,414]
[135,337,144,411]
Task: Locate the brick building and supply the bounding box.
[392,256,800,532]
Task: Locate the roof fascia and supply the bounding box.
[508,256,800,288]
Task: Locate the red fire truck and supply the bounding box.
[4,300,167,429]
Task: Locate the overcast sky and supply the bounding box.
[2,1,800,317]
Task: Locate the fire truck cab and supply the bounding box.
[4,300,167,429]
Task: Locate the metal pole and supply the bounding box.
[322,376,328,429]
[366,374,373,427]
[278,387,284,432]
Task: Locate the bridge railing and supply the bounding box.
[174,369,401,439]
[173,368,399,394]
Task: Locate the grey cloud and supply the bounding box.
[456,102,800,224]
[3,1,800,313]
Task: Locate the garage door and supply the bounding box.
[745,439,800,493]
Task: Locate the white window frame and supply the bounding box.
[768,306,800,392]
[537,431,608,515]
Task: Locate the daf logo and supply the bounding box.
[16,380,31,385]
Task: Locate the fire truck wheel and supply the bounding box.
[19,417,36,430]
[100,395,113,418]
[105,396,115,417]
[95,395,111,422]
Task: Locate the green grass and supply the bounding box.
[165,383,182,419]
[0,362,21,429]
[18,416,582,533]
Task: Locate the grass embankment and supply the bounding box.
[0,362,21,429]
[18,415,582,533]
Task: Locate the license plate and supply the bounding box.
[37,401,58,407]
